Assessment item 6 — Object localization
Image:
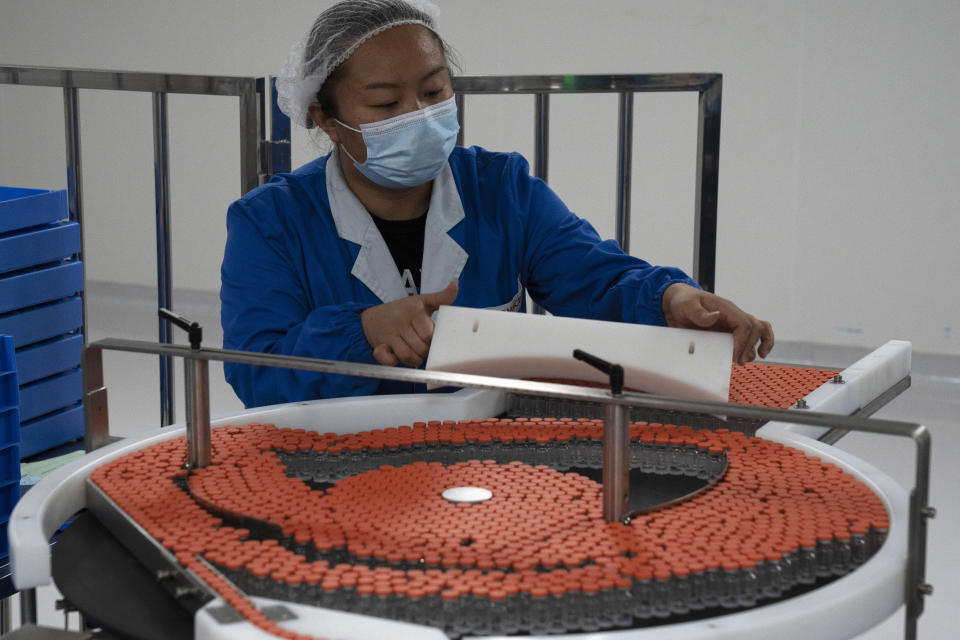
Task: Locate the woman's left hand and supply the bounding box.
[661,283,774,365]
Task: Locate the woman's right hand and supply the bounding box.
[361,280,459,367]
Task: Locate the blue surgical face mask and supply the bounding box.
[335,96,459,189]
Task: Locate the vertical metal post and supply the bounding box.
[19,588,37,625]
[63,86,87,346]
[694,76,721,293]
[266,76,292,177]
[184,357,211,468]
[602,403,631,522]
[533,93,549,181]
[455,93,465,147]
[255,78,269,185]
[615,91,634,254]
[152,91,174,427]
[904,426,933,640]
[238,79,260,195]
[531,93,550,315]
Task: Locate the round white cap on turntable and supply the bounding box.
[441,486,493,503]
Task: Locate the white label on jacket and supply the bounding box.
[488,281,523,313]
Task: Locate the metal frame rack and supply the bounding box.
[0,66,284,431]
[451,73,722,291]
[1,67,721,430]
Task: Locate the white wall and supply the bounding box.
[1,0,958,356]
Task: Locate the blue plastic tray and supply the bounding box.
[20,405,83,458]
[0,222,80,275]
[0,296,82,349]
[14,334,83,385]
[18,368,82,423]
[0,261,83,315]
[0,513,9,559]
[0,408,17,450]
[0,370,15,409]
[0,187,67,235]
[0,337,17,441]
[0,335,13,372]
[0,481,18,517]
[0,446,18,485]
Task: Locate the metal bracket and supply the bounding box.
[82,345,112,452]
[206,603,297,625]
[206,605,244,624]
[573,349,630,523]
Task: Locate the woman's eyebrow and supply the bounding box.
[420,65,447,81]
[362,66,447,91]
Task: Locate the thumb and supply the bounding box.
[421,279,459,311]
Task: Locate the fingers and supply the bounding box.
[372,344,398,366]
[401,323,430,359]
[731,321,753,366]
[421,279,459,312]
[377,320,434,368]
[742,321,762,365]
[362,288,444,368]
[386,336,423,367]
[411,312,435,344]
[731,314,772,365]
[661,284,775,365]
[373,335,426,368]
[758,320,775,359]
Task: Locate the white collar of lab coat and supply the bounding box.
[325,148,468,304]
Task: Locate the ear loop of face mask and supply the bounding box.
[334,119,364,164]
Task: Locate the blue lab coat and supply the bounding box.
[220,146,698,407]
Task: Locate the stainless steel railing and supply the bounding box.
[450,73,723,293]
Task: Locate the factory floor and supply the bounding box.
[4,283,956,639]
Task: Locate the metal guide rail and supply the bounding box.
[79,335,935,639]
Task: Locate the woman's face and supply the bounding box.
[310,24,454,164]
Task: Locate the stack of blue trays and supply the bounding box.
[0,186,84,459]
[0,335,20,559]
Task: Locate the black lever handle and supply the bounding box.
[572,349,624,396]
[158,308,203,351]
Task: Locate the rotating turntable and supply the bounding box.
[8,312,931,640]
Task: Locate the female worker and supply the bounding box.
[220,0,773,408]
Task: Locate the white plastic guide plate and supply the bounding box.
[426,307,734,402]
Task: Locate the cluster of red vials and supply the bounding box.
[729,362,841,408]
[535,362,841,409]
[92,404,885,639]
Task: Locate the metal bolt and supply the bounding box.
[921,506,937,519]
[795,398,809,409]
[832,374,845,384]
[918,583,934,596]
[174,586,202,598]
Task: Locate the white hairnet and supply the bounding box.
[277,0,443,129]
